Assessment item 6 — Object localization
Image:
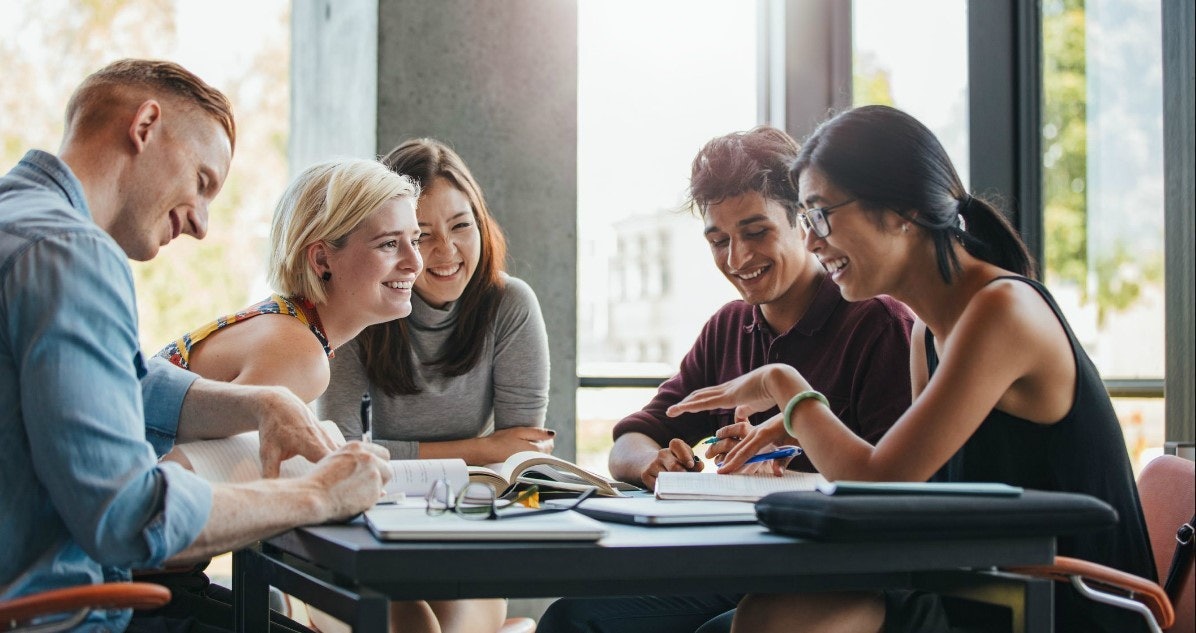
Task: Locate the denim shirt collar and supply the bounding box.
[12,150,93,221]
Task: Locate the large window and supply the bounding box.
[1040,0,1165,471]
[852,0,970,185]
[576,0,758,474]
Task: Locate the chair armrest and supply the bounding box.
[0,582,171,625]
[1007,555,1172,630]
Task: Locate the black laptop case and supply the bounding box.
[755,489,1118,541]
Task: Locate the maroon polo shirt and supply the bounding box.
[612,273,914,472]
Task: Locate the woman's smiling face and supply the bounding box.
[413,178,482,308]
[798,166,910,301]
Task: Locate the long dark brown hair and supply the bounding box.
[791,105,1035,283]
[359,139,508,396]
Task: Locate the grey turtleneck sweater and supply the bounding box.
[316,274,549,460]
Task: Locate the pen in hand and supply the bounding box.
[717,445,800,468]
[359,392,373,444]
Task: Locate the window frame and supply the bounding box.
[578,0,1193,454]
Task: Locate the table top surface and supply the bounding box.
[263,516,1056,591]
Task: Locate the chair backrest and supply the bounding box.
[1136,454,1195,633]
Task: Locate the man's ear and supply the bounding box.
[306,241,330,277]
[128,100,163,154]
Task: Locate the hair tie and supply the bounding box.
[956,195,972,232]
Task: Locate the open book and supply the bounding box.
[172,422,469,501]
[655,471,828,502]
[468,451,641,498]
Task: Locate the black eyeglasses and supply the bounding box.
[425,479,595,521]
[797,199,856,238]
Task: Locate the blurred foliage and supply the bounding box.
[0,0,289,350]
[853,51,895,107]
[1041,0,1162,326]
[1042,0,1089,291]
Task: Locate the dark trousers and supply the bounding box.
[126,568,313,633]
[536,594,741,633]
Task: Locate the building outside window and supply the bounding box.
[575,0,756,474]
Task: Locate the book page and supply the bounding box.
[655,471,827,502]
[386,459,469,497]
[176,423,467,499]
[497,451,633,496]
[468,466,511,491]
[175,420,345,483]
[499,451,628,487]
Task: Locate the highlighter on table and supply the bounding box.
[717,445,801,467]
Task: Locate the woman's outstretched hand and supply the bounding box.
[716,416,792,475]
[666,364,803,421]
[667,364,809,474]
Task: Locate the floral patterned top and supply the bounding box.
[156,294,331,370]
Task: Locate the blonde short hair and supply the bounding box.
[268,159,420,303]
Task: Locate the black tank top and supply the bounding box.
[925,276,1154,633]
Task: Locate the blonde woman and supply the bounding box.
[158,158,423,404]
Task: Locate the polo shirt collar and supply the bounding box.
[746,272,842,337]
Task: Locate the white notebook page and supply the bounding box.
[655,471,827,502]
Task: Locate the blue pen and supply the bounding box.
[717,445,801,467]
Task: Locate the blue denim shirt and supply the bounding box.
[1,150,213,631]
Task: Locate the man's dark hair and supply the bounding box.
[688,125,801,226]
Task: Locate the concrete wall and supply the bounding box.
[292,0,580,459]
[290,0,379,174]
[293,1,578,621]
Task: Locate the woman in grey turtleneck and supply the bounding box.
[316,138,551,633]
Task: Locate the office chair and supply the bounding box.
[0,582,171,633]
[1008,454,1194,633]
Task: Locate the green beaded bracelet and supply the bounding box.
[782,390,829,438]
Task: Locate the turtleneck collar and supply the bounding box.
[408,291,460,331]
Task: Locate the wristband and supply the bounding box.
[782,390,829,438]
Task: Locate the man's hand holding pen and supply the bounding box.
[640,438,705,491]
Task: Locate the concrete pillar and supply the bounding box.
[292,0,580,459]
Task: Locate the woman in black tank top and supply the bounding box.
[668,106,1153,633]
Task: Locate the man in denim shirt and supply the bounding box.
[0,60,392,632]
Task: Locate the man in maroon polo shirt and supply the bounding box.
[538,129,915,633]
[538,127,913,633]
[608,125,914,490]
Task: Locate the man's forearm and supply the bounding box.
[608,433,664,486]
[176,379,277,442]
[167,478,325,564]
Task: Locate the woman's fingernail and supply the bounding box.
[546,429,556,436]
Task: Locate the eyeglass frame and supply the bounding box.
[797,198,857,238]
[424,478,595,521]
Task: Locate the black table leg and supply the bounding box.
[233,546,271,632]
